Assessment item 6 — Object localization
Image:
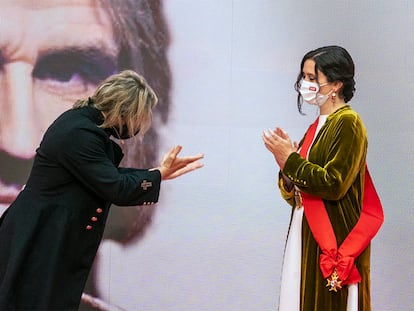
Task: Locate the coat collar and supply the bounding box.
[326,104,351,122]
[85,105,105,126]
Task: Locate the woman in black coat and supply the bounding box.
[0,70,203,310]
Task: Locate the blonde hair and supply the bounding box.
[74,70,158,138]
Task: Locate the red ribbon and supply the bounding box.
[298,118,384,285]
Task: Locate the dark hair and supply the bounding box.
[294,45,355,114]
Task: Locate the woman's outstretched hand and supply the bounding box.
[154,145,204,180]
[262,127,298,169]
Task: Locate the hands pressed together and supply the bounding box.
[262,127,298,169]
[155,145,204,180]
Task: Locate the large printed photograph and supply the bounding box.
[0,0,171,309]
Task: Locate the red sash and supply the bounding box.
[299,118,384,285]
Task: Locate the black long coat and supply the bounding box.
[0,106,161,310]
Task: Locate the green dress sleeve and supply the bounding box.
[282,108,367,201]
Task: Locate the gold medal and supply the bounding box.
[326,268,342,292]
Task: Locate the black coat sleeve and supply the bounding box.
[55,127,161,206]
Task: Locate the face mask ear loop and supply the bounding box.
[315,82,334,106]
[317,82,328,96]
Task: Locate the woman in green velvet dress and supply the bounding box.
[263,46,383,311]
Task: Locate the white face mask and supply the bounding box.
[299,79,332,106]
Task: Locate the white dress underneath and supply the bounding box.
[278,115,358,311]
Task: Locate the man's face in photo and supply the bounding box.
[0,0,118,212]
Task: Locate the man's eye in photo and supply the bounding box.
[33,49,118,86]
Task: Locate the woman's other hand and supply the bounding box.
[262,128,297,169]
[155,145,204,180]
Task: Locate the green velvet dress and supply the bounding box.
[280,105,372,311]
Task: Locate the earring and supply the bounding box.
[331,92,336,104]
